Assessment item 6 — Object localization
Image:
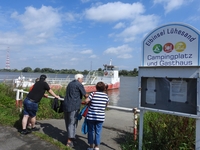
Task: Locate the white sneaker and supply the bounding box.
[94,148,99,150]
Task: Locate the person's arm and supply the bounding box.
[84,93,89,98]
[81,93,89,104]
[48,89,60,99]
[84,97,90,104]
[106,102,109,107]
[43,93,49,98]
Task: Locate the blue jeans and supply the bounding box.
[23,98,38,117]
[87,120,103,146]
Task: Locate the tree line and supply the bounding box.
[0,67,138,76]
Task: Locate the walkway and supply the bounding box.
[0,109,134,150]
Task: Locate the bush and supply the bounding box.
[120,111,195,150]
[142,112,195,150]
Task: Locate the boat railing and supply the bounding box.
[84,71,103,85]
[46,77,73,86]
[10,75,73,88]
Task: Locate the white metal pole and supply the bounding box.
[196,76,200,149]
[15,89,20,108]
[16,89,20,100]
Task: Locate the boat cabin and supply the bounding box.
[103,64,119,78]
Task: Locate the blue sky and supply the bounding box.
[0,0,200,71]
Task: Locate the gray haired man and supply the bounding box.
[63,74,88,147]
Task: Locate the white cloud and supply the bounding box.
[117,54,132,59]
[117,14,159,42]
[90,54,97,58]
[153,0,189,14]
[84,2,145,22]
[0,12,9,27]
[11,5,61,34]
[14,6,60,30]
[84,2,159,43]
[113,22,125,29]
[104,44,133,59]
[104,44,132,56]
[81,0,90,3]
[71,57,78,61]
[81,49,93,54]
[64,12,76,22]
[188,15,200,22]
[0,31,24,45]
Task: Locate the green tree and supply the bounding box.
[133,68,138,74]
[60,69,67,74]
[34,68,41,72]
[98,68,102,71]
[119,70,128,76]
[22,67,32,72]
[82,70,89,75]
[12,69,18,72]
[41,68,55,73]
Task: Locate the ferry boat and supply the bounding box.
[13,61,120,92]
[83,61,120,92]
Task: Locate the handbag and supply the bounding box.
[81,118,88,134]
[82,105,89,117]
[77,105,88,120]
[82,92,95,117]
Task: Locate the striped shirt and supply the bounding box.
[86,92,109,122]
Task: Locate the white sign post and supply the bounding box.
[138,23,200,150]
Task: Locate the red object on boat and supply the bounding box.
[84,82,120,93]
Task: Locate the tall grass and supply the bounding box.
[142,112,195,150]
[120,111,195,150]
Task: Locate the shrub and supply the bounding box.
[120,111,195,150]
[142,112,195,150]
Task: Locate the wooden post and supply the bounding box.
[133,108,138,141]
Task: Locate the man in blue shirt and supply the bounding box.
[63,74,88,147]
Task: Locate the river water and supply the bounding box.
[0,72,139,109]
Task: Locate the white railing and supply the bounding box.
[46,77,72,85]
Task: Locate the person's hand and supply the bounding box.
[81,101,87,105]
[55,95,60,99]
[44,94,48,98]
